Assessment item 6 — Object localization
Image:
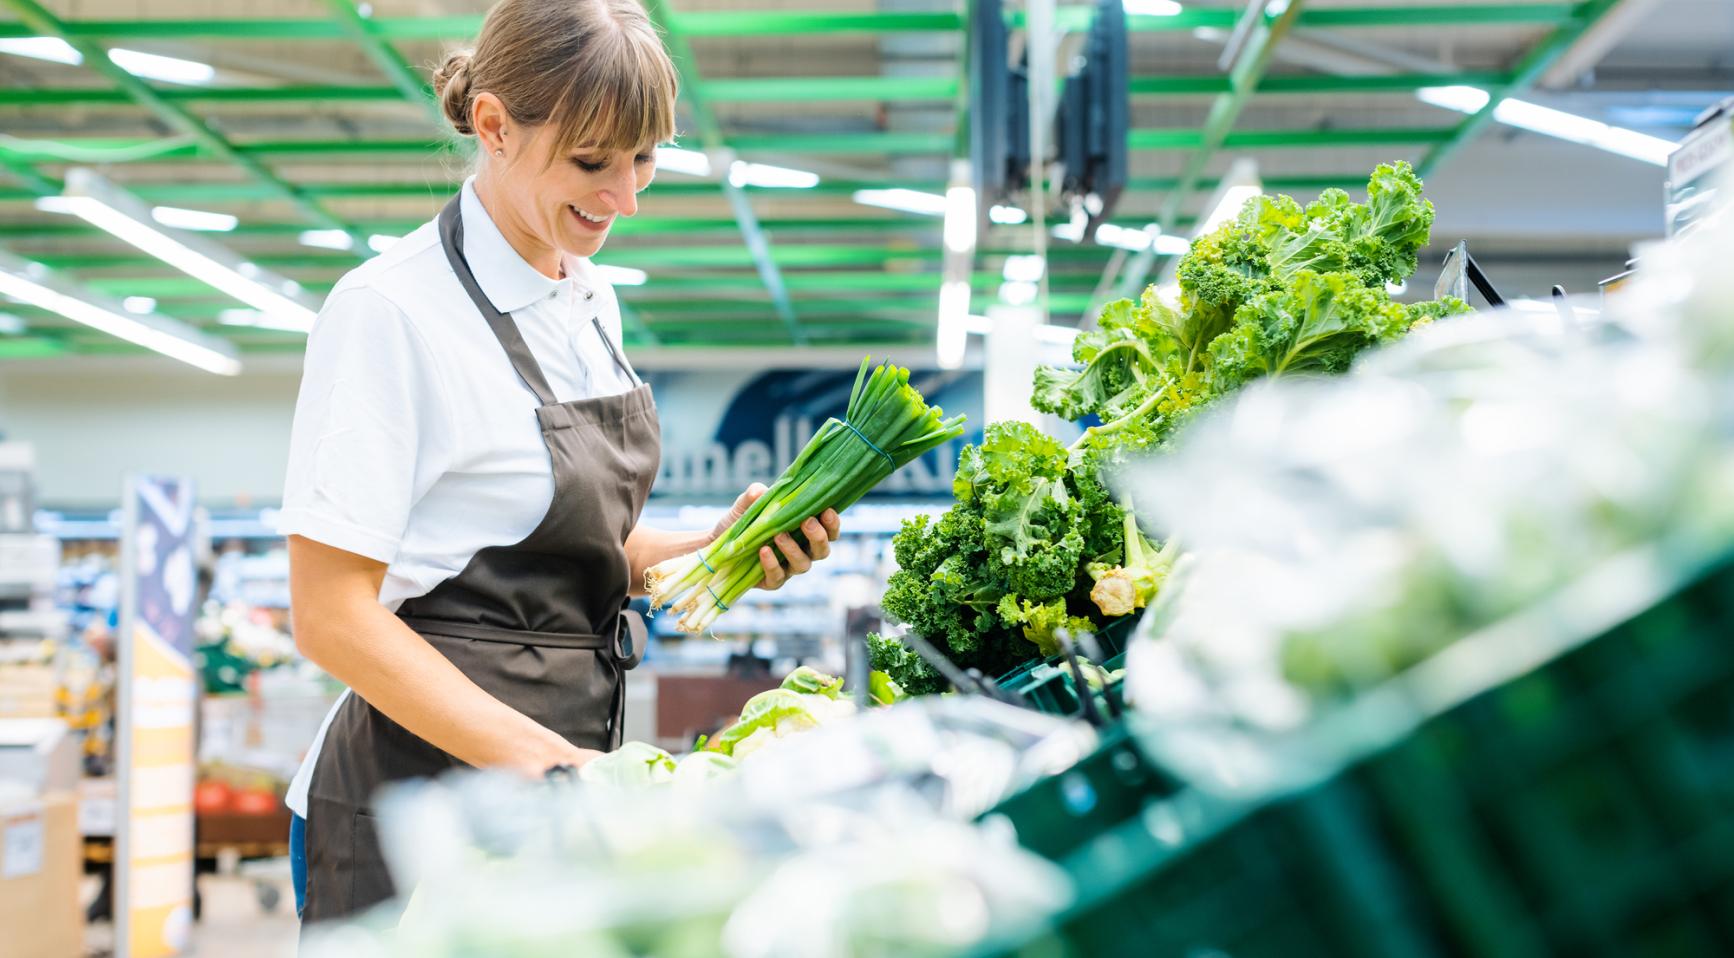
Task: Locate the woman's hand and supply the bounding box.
[713,484,843,591]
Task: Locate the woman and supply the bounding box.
[280,0,840,924]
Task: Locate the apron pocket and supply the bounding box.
[349,809,395,914]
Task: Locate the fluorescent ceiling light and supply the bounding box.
[0,38,81,66]
[107,49,215,85]
[1002,254,1045,283]
[298,229,355,252]
[728,161,819,189]
[122,296,157,314]
[367,234,399,254]
[0,37,214,85]
[1417,85,1491,113]
[936,280,971,370]
[0,251,240,375]
[999,280,1038,306]
[595,264,648,286]
[61,168,320,332]
[943,184,978,254]
[1417,86,1673,166]
[151,206,237,232]
[989,205,1029,225]
[1094,223,1192,255]
[0,312,24,335]
[853,188,947,217]
[1123,0,1184,14]
[654,146,712,177]
[218,308,311,334]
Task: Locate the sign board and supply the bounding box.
[114,476,200,957]
[646,367,984,500]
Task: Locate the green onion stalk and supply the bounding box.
[647,357,967,633]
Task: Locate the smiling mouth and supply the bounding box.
[568,204,611,229]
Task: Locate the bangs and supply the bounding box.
[548,23,679,156]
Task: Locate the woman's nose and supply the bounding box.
[603,168,640,217]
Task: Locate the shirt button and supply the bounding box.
[584,290,595,302]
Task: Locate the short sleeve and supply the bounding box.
[277,286,454,563]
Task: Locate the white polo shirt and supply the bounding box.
[279,179,638,816]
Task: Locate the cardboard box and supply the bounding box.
[0,719,78,796]
[0,666,58,721]
[0,792,81,958]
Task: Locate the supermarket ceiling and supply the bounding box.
[0,0,1730,365]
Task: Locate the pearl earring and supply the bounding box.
[495,149,505,157]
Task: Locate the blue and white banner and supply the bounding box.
[645,367,984,500]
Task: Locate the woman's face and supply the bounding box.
[489,122,657,261]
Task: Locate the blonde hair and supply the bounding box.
[432,0,679,158]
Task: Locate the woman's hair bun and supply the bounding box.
[433,50,475,136]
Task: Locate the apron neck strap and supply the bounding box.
[438,195,559,407]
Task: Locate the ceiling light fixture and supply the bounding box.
[727,161,820,189]
[150,206,238,232]
[0,38,215,85]
[298,229,355,252]
[999,280,1039,306]
[1002,254,1046,283]
[1417,86,1674,166]
[1094,223,1192,255]
[943,184,978,254]
[1122,0,1184,15]
[988,205,1029,225]
[653,146,713,177]
[852,188,948,216]
[60,169,319,333]
[0,250,240,375]
[936,279,971,370]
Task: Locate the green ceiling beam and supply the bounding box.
[6,126,1442,164]
[1419,0,1625,179]
[0,0,370,253]
[724,132,954,155]
[0,85,407,106]
[1112,0,1307,303]
[644,0,800,345]
[0,77,961,108]
[0,11,964,40]
[1130,71,1515,96]
[0,336,68,358]
[0,5,1579,41]
[1259,71,1515,95]
[1128,125,1455,150]
[699,75,957,102]
[1297,4,1581,28]
[322,0,444,126]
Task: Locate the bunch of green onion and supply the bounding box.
[648,358,967,633]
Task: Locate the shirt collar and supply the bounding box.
[459,177,573,314]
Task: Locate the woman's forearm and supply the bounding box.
[624,524,710,596]
[289,537,587,775]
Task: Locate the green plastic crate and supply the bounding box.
[979,722,1177,863]
[983,549,1734,957]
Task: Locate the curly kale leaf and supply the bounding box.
[1207,269,1416,394]
[996,596,1097,658]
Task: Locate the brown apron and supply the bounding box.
[300,195,661,925]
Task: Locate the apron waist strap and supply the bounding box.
[399,616,608,650]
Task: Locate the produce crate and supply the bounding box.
[985,549,1734,957]
[993,614,1140,704]
[979,722,1176,862]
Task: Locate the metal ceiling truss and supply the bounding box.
[0,1,1646,359]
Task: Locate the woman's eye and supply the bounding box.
[575,158,607,173]
[635,154,654,165]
